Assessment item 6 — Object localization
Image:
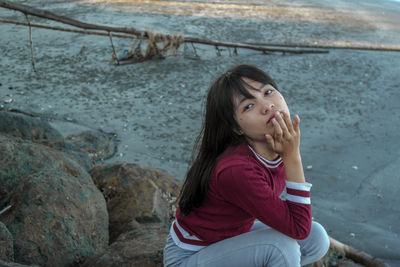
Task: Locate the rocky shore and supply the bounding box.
[0,110,374,267]
[0,110,181,266]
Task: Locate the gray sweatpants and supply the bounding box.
[163,221,330,267]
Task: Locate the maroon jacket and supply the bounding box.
[172,142,312,251]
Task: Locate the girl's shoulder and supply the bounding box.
[215,142,259,171]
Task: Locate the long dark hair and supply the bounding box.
[178,64,278,215]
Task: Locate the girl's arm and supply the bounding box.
[265,111,306,184]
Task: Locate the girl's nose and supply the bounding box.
[261,101,274,115]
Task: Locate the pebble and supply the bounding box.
[4,98,13,104]
[306,165,313,170]
[352,165,358,170]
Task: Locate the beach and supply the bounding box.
[1,0,400,264]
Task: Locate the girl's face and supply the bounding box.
[233,77,290,146]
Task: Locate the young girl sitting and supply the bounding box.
[164,64,330,266]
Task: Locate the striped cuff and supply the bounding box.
[285,181,312,204]
[170,220,206,251]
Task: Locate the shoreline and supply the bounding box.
[1,0,400,264]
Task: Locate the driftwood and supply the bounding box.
[0,0,142,36]
[329,236,390,267]
[242,41,400,53]
[0,0,329,67]
[1,0,399,67]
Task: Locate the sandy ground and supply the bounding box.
[1,0,400,265]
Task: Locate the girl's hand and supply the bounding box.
[265,111,301,160]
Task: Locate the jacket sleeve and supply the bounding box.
[216,164,312,240]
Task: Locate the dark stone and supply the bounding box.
[0,260,40,266]
[83,223,167,267]
[0,111,93,170]
[65,130,118,162]
[1,169,108,267]
[0,111,63,144]
[0,222,13,262]
[0,133,89,201]
[90,162,181,243]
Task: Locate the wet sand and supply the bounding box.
[1,0,400,264]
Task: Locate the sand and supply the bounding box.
[1,0,400,264]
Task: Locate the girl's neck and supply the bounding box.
[249,142,279,161]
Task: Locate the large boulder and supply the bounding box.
[0,134,109,266]
[0,221,13,262]
[0,133,89,201]
[83,223,168,267]
[90,163,181,243]
[1,169,109,266]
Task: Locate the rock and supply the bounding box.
[0,260,40,267]
[90,163,181,243]
[0,111,63,144]
[0,133,90,201]
[83,223,167,267]
[65,130,118,162]
[48,140,94,170]
[1,169,109,266]
[0,111,93,170]
[0,221,13,262]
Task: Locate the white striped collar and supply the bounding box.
[248,145,283,169]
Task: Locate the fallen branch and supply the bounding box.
[242,41,400,53]
[0,0,329,60]
[0,0,142,36]
[329,236,389,267]
[0,18,136,39]
[184,37,328,54]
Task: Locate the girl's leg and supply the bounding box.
[298,222,330,266]
[251,220,330,266]
[164,234,196,267]
[181,228,301,267]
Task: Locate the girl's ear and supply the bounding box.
[234,128,243,135]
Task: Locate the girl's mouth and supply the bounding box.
[267,114,276,124]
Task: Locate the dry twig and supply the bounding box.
[108,31,120,65]
[24,14,36,72]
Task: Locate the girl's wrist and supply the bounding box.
[282,153,306,183]
[281,150,302,164]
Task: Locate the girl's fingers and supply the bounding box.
[265,134,274,149]
[272,118,283,139]
[275,112,289,136]
[281,111,294,134]
[293,115,300,133]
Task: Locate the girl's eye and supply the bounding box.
[265,89,273,95]
[244,103,253,111]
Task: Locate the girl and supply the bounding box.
[164,64,330,266]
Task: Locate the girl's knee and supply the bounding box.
[271,234,302,267]
[311,222,330,256]
[300,221,330,265]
